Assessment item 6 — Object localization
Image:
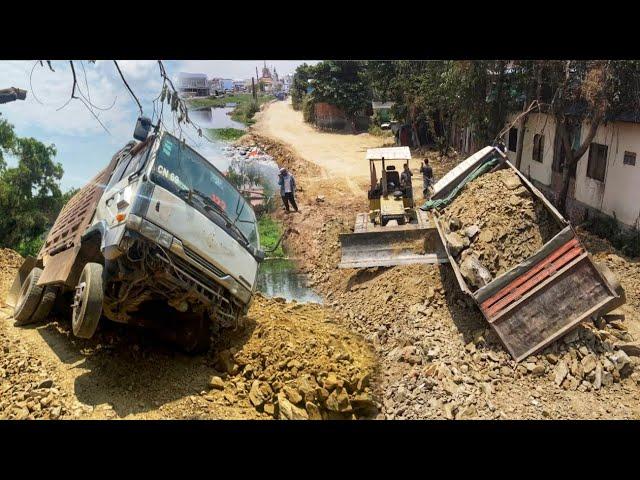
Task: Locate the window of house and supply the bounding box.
[508,127,518,152]
[532,134,544,163]
[587,143,608,182]
[623,151,636,166]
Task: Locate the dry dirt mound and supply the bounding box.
[0,248,23,305]
[442,168,560,289]
[210,294,378,419]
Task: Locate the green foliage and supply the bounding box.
[16,235,45,258]
[0,114,71,255]
[368,124,393,137]
[291,63,314,111]
[302,96,315,123]
[206,128,246,141]
[258,215,285,257]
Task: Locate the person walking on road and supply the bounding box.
[420,158,434,200]
[278,167,299,213]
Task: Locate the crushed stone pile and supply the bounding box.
[442,168,560,290]
[0,330,71,420]
[208,294,378,420]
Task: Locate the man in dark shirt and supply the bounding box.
[419,158,434,199]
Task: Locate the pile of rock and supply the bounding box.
[0,333,70,420]
[207,294,378,420]
[0,248,23,303]
[442,168,560,291]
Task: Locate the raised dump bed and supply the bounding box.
[426,147,625,361]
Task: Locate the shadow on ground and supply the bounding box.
[437,264,501,349]
[33,311,256,418]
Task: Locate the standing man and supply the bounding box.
[400,163,413,206]
[278,167,299,213]
[419,158,434,200]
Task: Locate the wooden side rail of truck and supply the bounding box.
[430,147,625,361]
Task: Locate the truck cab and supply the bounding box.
[8,120,264,352]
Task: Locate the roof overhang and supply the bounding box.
[366,147,411,161]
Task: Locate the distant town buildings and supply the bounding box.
[177,62,290,99]
[177,72,209,97]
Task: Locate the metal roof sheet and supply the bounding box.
[366,147,411,160]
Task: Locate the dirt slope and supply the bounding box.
[250,102,640,419]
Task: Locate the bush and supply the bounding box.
[302,96,315,124]
[258,216,285,257]
[368,124,393,137]
[15,236,44,258]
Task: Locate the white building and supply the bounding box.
[177,72,209,98]
[503,111,640,230]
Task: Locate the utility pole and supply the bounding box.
[251,77,257,101]
[0,87,27,104]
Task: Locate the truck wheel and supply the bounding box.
[72,263,104,339]
[28,286,59,325]
[14,268,45,325]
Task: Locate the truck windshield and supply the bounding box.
[150,134,258,248]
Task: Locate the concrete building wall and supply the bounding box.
[504,112,640,229]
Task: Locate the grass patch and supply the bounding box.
[206,128,246,141]
[368,124,394,137]
[187,93,274,125]
[258,215,285,257]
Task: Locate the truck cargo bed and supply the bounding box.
[431,147,624,361]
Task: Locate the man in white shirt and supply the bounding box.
[278,167,299,213]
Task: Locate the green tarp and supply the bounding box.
[420,158,500,212]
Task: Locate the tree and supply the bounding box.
[0,114,68,256]
[291,63,314,111]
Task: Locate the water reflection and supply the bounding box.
[190,107,246,130]
[256,259,322,304]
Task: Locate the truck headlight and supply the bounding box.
[138,219,173,249]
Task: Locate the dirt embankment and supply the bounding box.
[249,128,640,420]
[0,251,377,420]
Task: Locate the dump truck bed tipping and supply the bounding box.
[35,142,135,288]
[431,148,624,361]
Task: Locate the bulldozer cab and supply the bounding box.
[366,147,414,225]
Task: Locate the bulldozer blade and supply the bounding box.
[338,228,448,269]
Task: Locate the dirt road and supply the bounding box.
[248,101,640,419]
[253,100,390,195]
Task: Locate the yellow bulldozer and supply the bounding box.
[338,147,446,269]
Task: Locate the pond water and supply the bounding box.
[190,107,246,130]
[256,259,323,304]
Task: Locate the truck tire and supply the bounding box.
[27,286,59,325]
[13,268,45,325]
[72,263,104,339]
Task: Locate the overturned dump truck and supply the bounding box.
[7,118,264,352]
[425,146,625,361]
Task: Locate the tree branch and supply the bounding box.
[113,60,143,116]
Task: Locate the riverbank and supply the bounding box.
[188,94,274,125]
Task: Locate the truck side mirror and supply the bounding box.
[255,249,266,262]
[133,116,152,142]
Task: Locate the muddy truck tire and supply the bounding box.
[28,286,59,325]
[72,262,104,339]
[13,267,45,325]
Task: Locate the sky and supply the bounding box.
[0,60,318,190]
